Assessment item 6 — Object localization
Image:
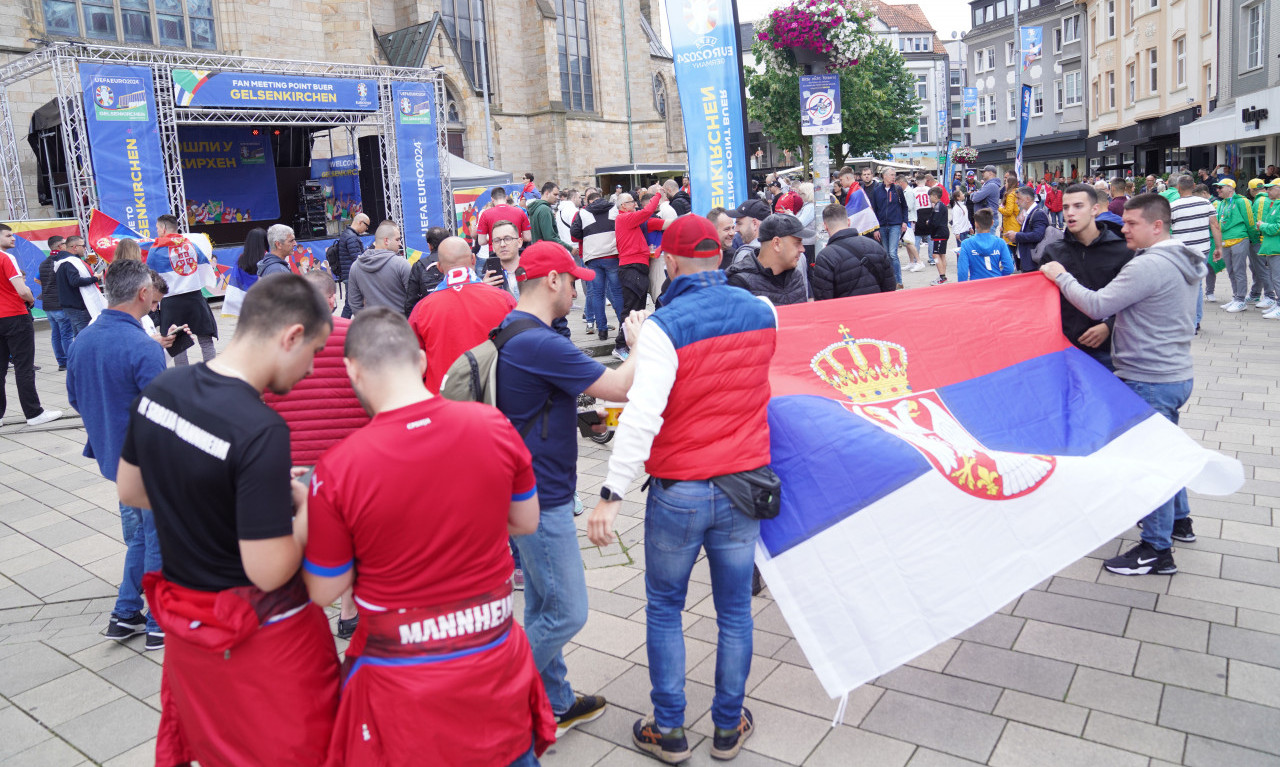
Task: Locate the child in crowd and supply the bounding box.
[956,208,1014,282]
[928,186,950,285]
[950,189,973,248]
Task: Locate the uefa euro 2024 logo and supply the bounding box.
[94,85,114,108]
[357,82,368,100]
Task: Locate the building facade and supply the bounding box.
[870,1,949,170]
[963,0,1089,182]
[1,0,687,222]
[1083,0,1215,177]
[1180,0,1276,178]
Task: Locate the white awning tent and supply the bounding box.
[774,157,928,178]
[448,153,513,188]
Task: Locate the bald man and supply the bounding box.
[408,237,518,394]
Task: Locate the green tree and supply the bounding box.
[745,37,919,170]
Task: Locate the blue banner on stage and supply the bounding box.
[171,70,379,112]
[178,126,279,223]
[310,155,363,221]
[666,0,748,213]
[80,63,170,239]
[391,81,446,255]
[1016,84,1032,181]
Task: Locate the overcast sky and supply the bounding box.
[655,0,972,48]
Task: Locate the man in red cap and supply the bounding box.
[493,241,645,736]
[587,216,778,764]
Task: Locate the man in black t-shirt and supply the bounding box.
[117,273,339,767]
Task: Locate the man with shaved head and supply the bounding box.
[408,236,518,394]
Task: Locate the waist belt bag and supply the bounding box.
[711,466,782,520]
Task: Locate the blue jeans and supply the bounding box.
[63,307,91,340]
[1123,379,1193,550]
[513,500,588,714]
[505,741,538,767]
[588,258,624,332]
[645,480,759,731]
[1195,279,1204,327]
[880,226,903,285]
[116,503,162,633]
[44,309,72,366]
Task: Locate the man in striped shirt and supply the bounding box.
[1169,175,1221,328]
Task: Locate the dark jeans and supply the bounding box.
[62,307,91,340]
[617,262,650,351]
[44,309,72,366]
[0,313,45,420]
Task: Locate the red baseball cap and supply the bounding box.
[515,241,595,282]
[658,215,722,259]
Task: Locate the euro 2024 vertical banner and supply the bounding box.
[1016,84,1032,181]
[666,0,749,213]
[80,63,170,239]
[391,81,445,255]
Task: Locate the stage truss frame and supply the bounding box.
[0,41,451,237]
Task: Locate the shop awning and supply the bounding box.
[448,153,513,188]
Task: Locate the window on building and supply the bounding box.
[996,0,1006,17]
[42,0,215,47]
[1244,3,1262,71]
[950,68,962,87]
[985,47,995,70]
[1149,0,1158,8]
[952,98,962,118]
[1148,47,1158,93]
[1203,0,1215,29]
[1007,89,1017,121]
[1203,63,1213,104]
[1127,0,1135,28]
[1175,37,1185,88]
[918,115,930,144]
[442,0,490,90]
[1107,71,1116,109]
[1106,0,1116,37]
[974,7,982,26]
[1241,145,1267,179]
[1031,84,1044,116]
[899,36,930,52]
[1126,62,1136,103]
[555,0,594,111]
[1054,79,1064,112]
[1092,80,1100,114]
[1065,70,1082,106]
[1005,40,1016,66]
[1053,27,1062,53]
[985,4,993,22]
[917,74,928,100]
[1063,14,1080,43]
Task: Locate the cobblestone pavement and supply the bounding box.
[2,262,1280,765]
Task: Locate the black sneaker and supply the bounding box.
[751,566,765,597]
[1104,541,1176,576]
[103,612,146,640]
[632,716,691,763]
[598,328,609,341]
[336,616,359,640]
[711,708,754,761]
[144,631,165,651]
[1172,517,1196,543]
[556,694,607,735]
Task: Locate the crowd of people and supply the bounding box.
[0,152,1273,765]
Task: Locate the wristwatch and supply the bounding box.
[600,486,622,502]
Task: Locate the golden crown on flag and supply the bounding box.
[810,327,911,403]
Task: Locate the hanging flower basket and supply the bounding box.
[951,146,980,164]
[754,0,874,74]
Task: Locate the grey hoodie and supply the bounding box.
[348,247,411,315]
[1055,238,1205,383]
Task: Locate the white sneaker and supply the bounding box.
[1204,293,1218,303]
[1222,300,1247,313]
[1257,298,1278,311]
[26,409,63,426]
[910,262,925,272]
[1263,307,1280,320]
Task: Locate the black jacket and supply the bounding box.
[38,253,63,310]
[725,251,807,306]
[669,190,692,216]
[1042,224,1133,354]
[403,254,443,315]
[811,229,896,300]
[335,226,364,280]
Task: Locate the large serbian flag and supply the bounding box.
[760,274,1243,706]
[843,181,879,235]
[147,232,217,297]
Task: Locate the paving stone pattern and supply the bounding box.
[2,266,1280,765]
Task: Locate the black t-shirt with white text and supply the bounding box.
[120,365,294,591]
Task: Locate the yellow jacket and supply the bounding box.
[999,191,1021,235]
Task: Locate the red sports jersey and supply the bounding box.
[409,281,516,394]
[304,397,549,766]
[476,204,531,238]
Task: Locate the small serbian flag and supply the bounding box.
[87,209,152,263]
[760,274,1242,707]
[843,182,879,235]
